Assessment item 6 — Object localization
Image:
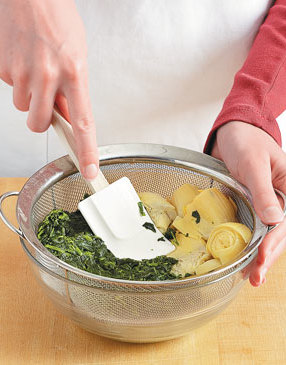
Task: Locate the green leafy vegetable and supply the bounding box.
[192,210,201,224]
[164,227,179,246]
[164,227,177,240]
[37,209,179,281]
[137,201,146,216]
[142,222,156,233]
[157,237,166,242]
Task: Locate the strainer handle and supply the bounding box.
[0,191,25,238]
[267,189,286,233]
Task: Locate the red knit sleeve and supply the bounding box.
[204,0,286,154]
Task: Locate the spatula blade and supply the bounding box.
[78,177,175,260]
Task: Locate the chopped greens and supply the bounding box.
[142,222,156,233]
[157,237,166,242]
[37,209,178,281]
[164,227,179,246]
[192,210,201,224]
[164,227,177,240]
[137,201,146,216]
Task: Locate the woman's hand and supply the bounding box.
[211,121,286,286]
[0,0,98,180]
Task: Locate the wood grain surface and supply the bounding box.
[1,178,286,365]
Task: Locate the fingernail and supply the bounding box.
[84,164,97,180]
[262,206,284,223]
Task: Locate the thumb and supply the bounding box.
[243,158,284,225]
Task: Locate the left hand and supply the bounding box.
[211,121,286,287]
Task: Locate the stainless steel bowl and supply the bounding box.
[1,144,285,343]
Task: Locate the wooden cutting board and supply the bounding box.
[1,178,286,365]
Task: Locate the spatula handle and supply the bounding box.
[51,109,109,193]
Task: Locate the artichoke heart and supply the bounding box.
[139,192,176,233]
[171,183,200,217]
[195,258,221,275]
[167,231,206,259]
[185,188,237,239]
[171,245,211,277]
[172,214,215,241]
[206,222,252,265]
[172,215,200,237]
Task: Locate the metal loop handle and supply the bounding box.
[267,189,286,233]
[0,191,25,238]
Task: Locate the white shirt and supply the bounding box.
[1,0,281,177]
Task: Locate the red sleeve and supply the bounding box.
[204,0,286,154]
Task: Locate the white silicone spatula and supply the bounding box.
[51,109,175,260]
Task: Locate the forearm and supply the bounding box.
[204,0,286,154]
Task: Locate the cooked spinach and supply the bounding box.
[192,210,201,224]
[164,227,177,240]
[37,209,178,281]
[142,222,156,233]
[137,201,146,216]
[164,227,179,246]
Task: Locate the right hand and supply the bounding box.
[0,0,98,180]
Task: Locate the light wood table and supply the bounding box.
[1,178,286,365]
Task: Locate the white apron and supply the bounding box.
[1,0,282,177]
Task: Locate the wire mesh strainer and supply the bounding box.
[1,144,285,342]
